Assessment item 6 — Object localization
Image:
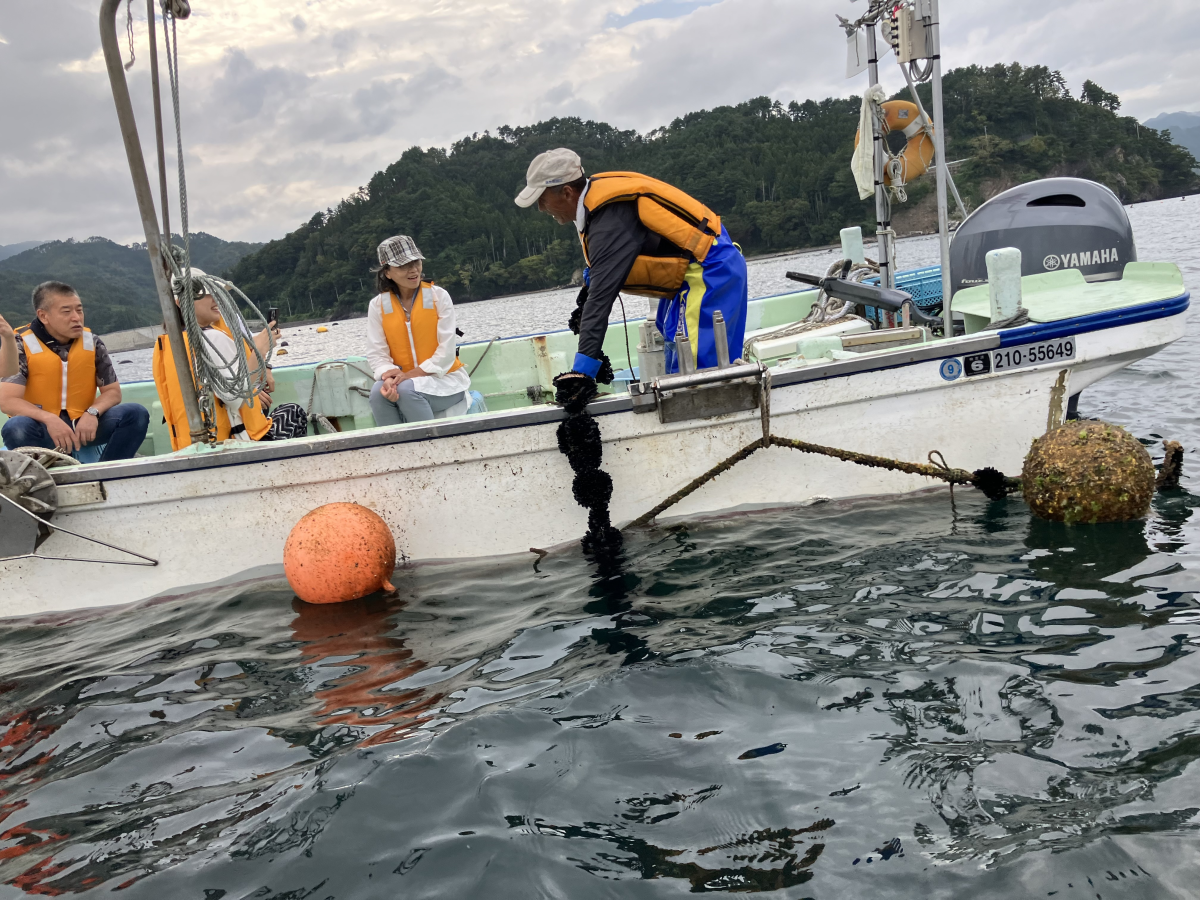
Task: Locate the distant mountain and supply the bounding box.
[231,63,1200,316]
[1143,111,1200,131]
[0,241,47,263]
[0,233,263,334]
[1143,111,1200,163]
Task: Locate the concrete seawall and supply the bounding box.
[100,324,165,352]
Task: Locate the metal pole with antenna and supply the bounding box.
[928,0,953,334]
[864,18,895,291]
[146,0,171,240]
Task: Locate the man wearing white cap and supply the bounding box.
[515,148,747,405]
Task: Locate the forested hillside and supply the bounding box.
[0,233,262,333]
[3,63,1194,332]
[230,62,1198,319]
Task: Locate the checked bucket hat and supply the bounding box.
[375,235,425,269]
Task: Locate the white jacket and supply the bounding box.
[365,285,471,397]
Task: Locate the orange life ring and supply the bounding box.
[854,100,935,186]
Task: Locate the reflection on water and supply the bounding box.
[1,486,1200,897]
[1,195,1197,895]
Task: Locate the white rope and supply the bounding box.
[744,258,881,360]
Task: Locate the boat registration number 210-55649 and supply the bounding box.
[963,338,1076,377]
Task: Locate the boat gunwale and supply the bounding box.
[49,290,1190,486]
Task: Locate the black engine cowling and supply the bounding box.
[950,177,1136,297]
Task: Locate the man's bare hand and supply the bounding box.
[74,412,99,446]
[0,314,13,341]
[45,416,80,453]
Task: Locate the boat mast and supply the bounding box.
[853,0,953,331]
[99,0,206,442]
[926,0,953,333]
[863,11,894,291]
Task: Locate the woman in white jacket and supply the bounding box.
[366,235,471,425]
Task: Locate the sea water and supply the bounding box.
[7,194,1198,897]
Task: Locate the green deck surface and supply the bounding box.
[953,262,1185,333]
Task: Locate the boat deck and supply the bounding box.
[0,262,1186,465]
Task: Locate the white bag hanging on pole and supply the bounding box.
[846,26,868,78]
[852,84,887,200]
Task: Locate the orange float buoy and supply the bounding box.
[854,99,935,186]
[284,503,396,604]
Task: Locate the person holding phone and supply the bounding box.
[0,313,17,379]
[152,271,308,449]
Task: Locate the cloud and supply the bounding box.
[0,0,1195,246]
[209,47,312,123]
[605,0,722,29]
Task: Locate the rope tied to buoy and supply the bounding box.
[624,367,1022,530]
[625,434,1020,530]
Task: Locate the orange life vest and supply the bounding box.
[152,331,272,450]
[380,282,465,375]
[580,172,722,298]
[16,325,98,420]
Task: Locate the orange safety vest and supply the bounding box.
[16,325,98,420]
[580,172,722,298]
[380,282,465,375]
[152,331,272,450]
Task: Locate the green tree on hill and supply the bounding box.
[231,62,1197,321]
[5,64,1196,333]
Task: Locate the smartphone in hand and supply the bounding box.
[267,307,280,326]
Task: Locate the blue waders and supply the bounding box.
[656,226,748,374]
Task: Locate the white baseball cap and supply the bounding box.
[514,148,585,208]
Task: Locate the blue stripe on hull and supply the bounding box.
[998,292,1190,346]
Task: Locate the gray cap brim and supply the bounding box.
[514,184,546,208]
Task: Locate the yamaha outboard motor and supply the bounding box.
[950,177,1135,296]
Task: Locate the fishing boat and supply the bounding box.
[0,0,1189,618]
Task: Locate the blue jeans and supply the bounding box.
[1,403,150,461]
[369,380,464,425]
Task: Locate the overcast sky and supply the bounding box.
[0,0,1195,247]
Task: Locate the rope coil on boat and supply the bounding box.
[158,3,272,443]
[744,258,880,361]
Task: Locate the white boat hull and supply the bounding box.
[1,303,1187,619]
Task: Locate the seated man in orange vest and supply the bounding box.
[153,272,308,449]
[0,281,149,460]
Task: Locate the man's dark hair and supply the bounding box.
[559,176,587,194]
[32,281,78,313]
